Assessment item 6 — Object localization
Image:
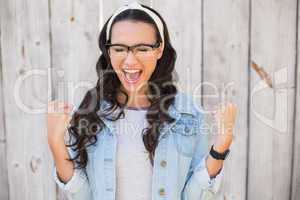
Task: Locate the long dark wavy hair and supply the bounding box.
[66,4,178,170]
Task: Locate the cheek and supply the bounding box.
[110,60,119,70]
[110,61,122,76]
[142,60,157,79]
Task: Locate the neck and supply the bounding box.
[117,90,151,109]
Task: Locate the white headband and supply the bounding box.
[106,2,164,44]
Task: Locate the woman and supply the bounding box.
[47,2,237,200]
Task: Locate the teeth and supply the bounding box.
[123,69,141,73]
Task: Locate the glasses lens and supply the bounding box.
[135,45,153,52]
[109,45,127,59]
[134,45,156,60]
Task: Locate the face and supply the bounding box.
[108,20,164,97]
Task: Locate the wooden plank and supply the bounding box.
[50,0,100,106]
[249,0,297,200]
[153,0,202,105]
[202,0,250,200]
[292,2,300,199]
[0,0,55,199]
[0,12,10,199]
[49,0,101,198]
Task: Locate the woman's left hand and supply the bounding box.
[213,103,238,152]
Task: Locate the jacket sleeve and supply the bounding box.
[52,135,93,200]
[182,112,225,200]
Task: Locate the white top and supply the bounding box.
[115,107,152,200]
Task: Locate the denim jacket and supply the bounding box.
[53,92,224,200]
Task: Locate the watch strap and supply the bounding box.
[209,145,230,160]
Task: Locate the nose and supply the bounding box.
[123,50,139,65]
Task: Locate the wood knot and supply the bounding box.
[30,156,42,173]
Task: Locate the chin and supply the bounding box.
[121,80,148,95]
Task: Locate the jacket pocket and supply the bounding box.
[171,119,198,157]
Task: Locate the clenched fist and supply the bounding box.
[47,101,73,147]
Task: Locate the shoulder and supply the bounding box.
[165,91,205,131]
[172,91,203,118]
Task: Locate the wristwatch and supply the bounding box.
[209,145,230,160]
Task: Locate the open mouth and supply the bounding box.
[122,69,143,84]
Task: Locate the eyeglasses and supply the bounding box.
[105,42,161,61]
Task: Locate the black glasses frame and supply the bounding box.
[105,41,161,52]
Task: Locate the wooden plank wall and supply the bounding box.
[1,0,56,200]
[0,0,299,200]
[292,1,300,200]
[249,1,297,200]
[0,2,10,198]
[202,1,250,200]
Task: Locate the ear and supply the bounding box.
[156,42,164,60]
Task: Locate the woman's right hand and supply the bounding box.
[47,101,73,147]
[47,101,76,183]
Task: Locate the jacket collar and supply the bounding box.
[96,91,199,136]
[170,91,198,117]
